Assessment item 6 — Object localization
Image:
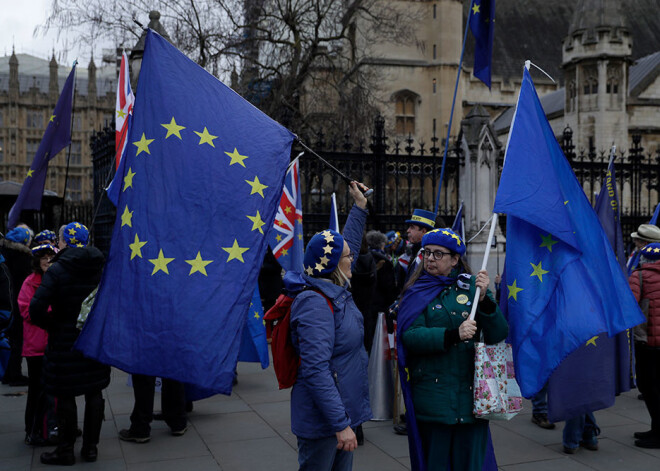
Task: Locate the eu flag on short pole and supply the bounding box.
[451,201,465,243]
[8,64,76,229]
[268,158,304,273]
[329,192,339,233]
[547,153,634,422]
[238,288,270,369]
[494,67,645,398]
[469,0,495,88]
[76,30,295,394]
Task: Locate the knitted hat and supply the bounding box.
[631,224,660,243]
[405,209,436,230]
[63,222,89,248]
[422,228,466,256]
[303,229,344,277]
[641,243,660,261]
[5,227,31,245]
[34,229,58,245]
[31,243,57,257]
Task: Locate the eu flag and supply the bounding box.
[76,30,295,394]
[237,287,269,369]
[451,201,465,243]
[469,0,495,88]
[494,68,644,398]
[8,64,76,228]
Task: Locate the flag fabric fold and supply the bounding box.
[76,30,295,394]
[469,0,495,88]
[494,68,644,398]
[8,64,76,228]
[268,158,304,273]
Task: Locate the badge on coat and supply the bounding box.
[456,294,469,304]
[461,311,469,319]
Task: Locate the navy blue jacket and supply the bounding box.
[285,205,372,439]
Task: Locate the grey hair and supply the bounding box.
[366,230,387,250]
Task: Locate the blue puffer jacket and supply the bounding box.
[285,205,372,439]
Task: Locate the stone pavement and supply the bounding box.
[2,362,659,470]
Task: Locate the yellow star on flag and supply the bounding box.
[223,239,249,263]
[49,114,56,122]
[124,167,136,191]
[254,311,260,319]
[120,205,133,228]
[245,176,268,197]
[149,249,175,275]
[281,248,289,256]
[161,117,186,139]
[472,4,480,14]
[27,169,34,177]
[284,206,292,214]
[116,109,126,119]
[129,234,147,260]
[586,336,598,347]
[225,148,248,167]
[186,251,213,276]
[194,127,218,147]
[298,233,303,240]
[275,234,282,242]
[247,211,266,234]
[133,133,155,156]
[530,261,549,282]
[507,279,523,301]
[540,234,558,252]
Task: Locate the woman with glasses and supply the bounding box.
[396,228,508,471]
[283,181,372,471]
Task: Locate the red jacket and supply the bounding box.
[19,273,49,357]
[629,261,660,347]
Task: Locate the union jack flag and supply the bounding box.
[115,50,134,170]
[268,158,304,272]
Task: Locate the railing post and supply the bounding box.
[370,115,388,219]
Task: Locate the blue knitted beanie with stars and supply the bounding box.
[303,229,345,277]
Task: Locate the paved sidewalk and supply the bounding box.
[1,362,659,470]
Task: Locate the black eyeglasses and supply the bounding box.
[422,249,452,260]
[342,252,355,262]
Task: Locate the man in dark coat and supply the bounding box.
[30,222,109,465]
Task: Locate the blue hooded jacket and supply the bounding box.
[284,205,372,439]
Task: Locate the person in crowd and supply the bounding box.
[628,242,660,449]
[284,181,372,471]
[398,228,508,470]
[562,412,600,454]
[259,248,284,312]
[627,224,660,274]
[351,235,377,353]
[30,222,109,465]
[530,385,555,430]
[19,243,57,446]
[0,240,14,387]
[0,226,34,386]
[33,230,59,247]
[366,230,399,348]
[403,209,436,282]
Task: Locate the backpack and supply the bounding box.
[264,289,333,389]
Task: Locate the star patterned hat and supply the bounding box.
[31,243,57,257]
[63,222,89,248]
[641,243,660,261]
[422,227,466,256]
[303,229,345,277]
[34,229,58,245]
[5,227,31,245]
[405,209,436,230]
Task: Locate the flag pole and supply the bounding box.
[59,60,78,225]
[433,0,476,217]
[468,213,498,321]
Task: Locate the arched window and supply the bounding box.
[393,91,418,135]
[606,66,621,109]
[567,80,576,112]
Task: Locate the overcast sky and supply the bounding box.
[0,0,110,65]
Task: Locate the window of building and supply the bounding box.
[394,92,417,135]
[581,68,598,110]
[0,111,3,127]
[69,141,82,165]
[26,139,41,163]
[567,80,577,112]
[67,176,82,201]
[433,44,436,60]
[606,66,622,110]
[432,78,437,94]
[0,137,3,163]
[27,110,43,129]
[73,115,82,131]
[433,4,436,19]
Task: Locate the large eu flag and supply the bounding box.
[76,30,295,394]
[8,65,76,228]
[469,0,495,88]
[494,68,644,398]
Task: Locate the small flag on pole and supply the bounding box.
[329,192,339,232]
[8,64,76,228]
[469,0,495,88]
[451,201,465,244]
[115,51,134,170]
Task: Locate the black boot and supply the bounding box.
[81,395,104,462]
[40,445,75,466]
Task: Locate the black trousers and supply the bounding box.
[25,356,46,436]
[3,314,24,382]
[635,342,660,434]
[56,390,104,449]
[130,374,186,435]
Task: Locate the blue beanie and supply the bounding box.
[422,228,466,256]
[641,243,660,261]
[5,227,31,245]
[34,229,58,245]
[63,222,89,248]
[303,230,344,277]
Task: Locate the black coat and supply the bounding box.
[30,246,110,397]
[0,239,31,320]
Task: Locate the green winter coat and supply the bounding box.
[401,276,508,424]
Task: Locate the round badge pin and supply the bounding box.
[456,294,468,304]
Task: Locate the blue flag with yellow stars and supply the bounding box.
[494,68,644,398]
[237,287,269,368]
[469,0,495,88]
[76,30,295,394]
[8,64,76,228]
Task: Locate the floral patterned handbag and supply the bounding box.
[473,341,523,420]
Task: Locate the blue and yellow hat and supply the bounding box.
[422,228,466,256]
[641,243,660,261]
[63,222,89,248]
[34,230,57,245]
[405,209,436,231]
[5,227,31,245]
[31,243,56,257]
[303,229,345,277]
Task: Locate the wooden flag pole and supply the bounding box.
[468,213,498,321]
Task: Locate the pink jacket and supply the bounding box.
[629,261,660,347]
[19,272,49,357]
